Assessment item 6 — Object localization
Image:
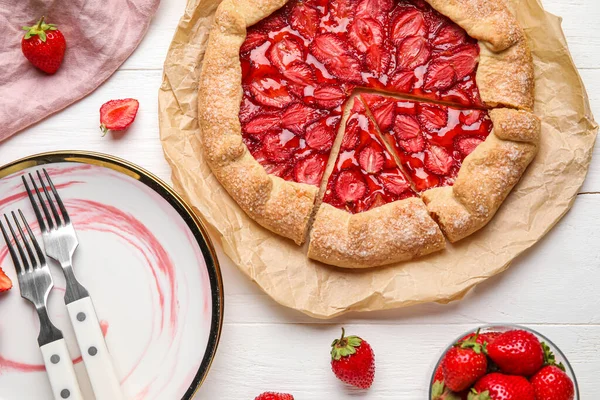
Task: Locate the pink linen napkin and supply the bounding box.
[0,0,160,142]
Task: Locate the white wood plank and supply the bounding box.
[197,324,600,399]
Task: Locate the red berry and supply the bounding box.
[418,104,448,131]
[99,99,139,136]
[305,118,337,151]
[244,113,281,136]
[0,267,12,293]
[330,328,375,389]
[487,330,544,377]
[290,2,320,40]
[455,136,484,157]
[391,9,427,43]
[396,36,431,70]
[311,85,347,109]
[442,333,488,392]
[472,373,535,400]
[310,34,363,83]
[21,17,66,74]
[294,154,327,185]
[358,145,385,174]
[369,99,396,131]
[254,392,294,400]
[393,114,425,153]
[531,365,575,400]
[424,145,454,175]
[334,170,367,203]
[282,103,321,135]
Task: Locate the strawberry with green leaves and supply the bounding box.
[330,328,375,389]
[530,343,575,400]
[442,331,488,392]
[469,373,535,400]
[21,17,66,74]
[487,330,543,376]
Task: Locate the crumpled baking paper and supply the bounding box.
[158,0,598,318]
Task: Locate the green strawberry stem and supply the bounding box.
[468,389,491,400]
[100,124,109,136]
[331,327,362,361]
[456,329,487,355]
[22,16,58,42]
[431,381,461,400]
[541,342,566,371]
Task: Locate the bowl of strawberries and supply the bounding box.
[430,325,579,400]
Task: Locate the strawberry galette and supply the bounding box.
[199,0,540,268]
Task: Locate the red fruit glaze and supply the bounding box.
[238,0,485,186]
[322,99,415,213]
[473,373,536,400]
[361,93,492,192]
[254,392,295,400]
[531,366,575,400]
[487,330,544,377]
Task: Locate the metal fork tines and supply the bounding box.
[22,169,88,303]
[0,211,62,346]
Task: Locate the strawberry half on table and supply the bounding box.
[99,99,140,136]
[21,16,66,74]
[0,267,12,293]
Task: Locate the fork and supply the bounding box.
[0,211,84,400]
[23,169,124,400]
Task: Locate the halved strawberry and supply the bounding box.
[448,45,478,80]
[283,62,316,86]
[250,77,294,109]
[269,36,304,71]
[389,69,415,92]
[310,34,363,83]
[356,0,394,19]
[334,170,367,203]
[341,119,360,150]
[379,173,411,195]
[417,104,448,131]
[370,100,396,131]
[461,109,485,125]
[348,17,384,52]
[432,24,467,49]
[282,103,321,135]
[0,268,12,293]
[366,45,391,76]
[241,30,269,54]
[244,113,281,135]
[391,9,427,44]
[263,132,295,162]
[455,136,484,156]
[358,145,385,174]
[99,98,139,135]
[294,154,327,185]
[396,36,431,70]
[393,114,425,153]
[290,2,320,40]
[312,85,346,109]
[423,60,455,90]
[305,118,336,150]
[424,145,454,175]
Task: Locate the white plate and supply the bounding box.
[0,152,223,400]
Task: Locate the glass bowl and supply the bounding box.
[429,325,579,399]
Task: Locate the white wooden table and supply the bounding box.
[1,0,599,398]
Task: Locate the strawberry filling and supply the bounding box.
[362,93,493,192]
[239,0,485,188]
[322,100,416,213]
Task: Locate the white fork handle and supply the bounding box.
[40,339,84,400]
[66,297,124,400]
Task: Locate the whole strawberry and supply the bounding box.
[330,328,375,389]
[487,330,543,376]
[470,373,535,400]
[442,332,488,392]
[0,267,12,292]
[21,17,66,74]
[254,392,294,400]
[531,365,574,400]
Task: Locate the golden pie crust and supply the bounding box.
[198,0,540,267]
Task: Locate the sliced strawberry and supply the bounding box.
[391,9,427,44]
[366,45,391,76]
[334,170,367,203]
[379,173,411,195]
[0,268,12,293]
[418,104,448,131]
[329,0,357,20]
[370,100,396,131]
[283,62,316,86]
[394,114,425,153]
[449,45,478,80]
[310,34,363,82]
[456,136,484,156]
[348,17,384,52]
[341,119,360,150]
[312,85,347,109]
[423,60,455,90]
[241,30,268,54]
[99,98,139,135]
[358,145,385,174]
[244,113,281,135]
[264,162,291,177]
[254,14,287,33]
[295,154,327,185]
[396,36,431,70]
[305,118,336,150]
[389,69,415,92]
[287,82,307,99]
[239,97,261,123]
[250,77,293,109]
[424,145,454,175]
[368,192,387,210]
[269,37,304,71]
[356,0,394,19]
[432,24,467,49]
[462,109,485,125]
[262,132,294,162]
[290,2,320,40]
[282,103,321,135]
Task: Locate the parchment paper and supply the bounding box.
[158,0,598,318]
